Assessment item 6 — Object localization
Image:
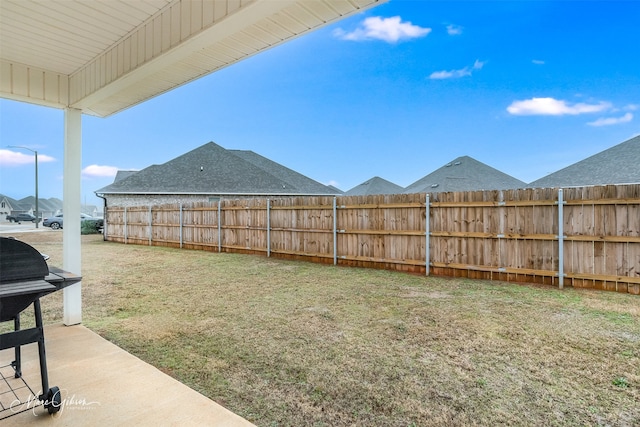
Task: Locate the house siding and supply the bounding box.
[104,193,323,207]
[105,194,216,207]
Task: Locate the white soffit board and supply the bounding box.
[0,0,385,117]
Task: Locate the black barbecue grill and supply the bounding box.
[0,236,81,417]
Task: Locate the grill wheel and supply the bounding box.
[45,386,62,414]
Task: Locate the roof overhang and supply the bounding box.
[1,0,385,117]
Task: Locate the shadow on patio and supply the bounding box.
[1,324,254,426]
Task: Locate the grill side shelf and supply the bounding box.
[0,280,56,298]
[45,267,82,290]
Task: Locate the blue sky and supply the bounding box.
[1,0,639,208]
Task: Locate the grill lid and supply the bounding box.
[0,237,49,283]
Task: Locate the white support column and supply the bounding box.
[63,108,82,326]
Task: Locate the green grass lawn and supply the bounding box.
[5,233,640,426]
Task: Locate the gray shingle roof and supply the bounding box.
[403,156,526,194]
[96,141,336,196]
[229,150,337,194]
[113,170,138,183]
[345,176,404,196]
[16,196,63,212]
[528,135,640,188]
[327,185,344,194]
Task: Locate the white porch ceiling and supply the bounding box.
[0,0,384,117]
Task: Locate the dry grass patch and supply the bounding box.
[4,231,640,426]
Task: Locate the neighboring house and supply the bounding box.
[20,196,63,219]
[0,194,100,220]
[528,135,640,188]
[95,141,339,207]
[38,198,63,217]
[82,205,102,218]
[403,156,526,194]
[345,176,404,196]
[0,195,17,219]
[0,194,64,221]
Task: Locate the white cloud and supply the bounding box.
[587,112,633,127]
[446,24,463,35]
[611,104,638,113]
[0,149,56,166]
[532,59,545,65]
[82,164,119,178]
[333,16,431,43]
[506,97,612,116]
[429,59,486,79]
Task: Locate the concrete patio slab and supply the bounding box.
[0,324,254,426]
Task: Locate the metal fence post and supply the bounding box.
[179,203,183,248]
[267,198,271,257]
[218,200,222,253]
[333,197,337,265]
[557,189,565,289]
[425,194,430,276]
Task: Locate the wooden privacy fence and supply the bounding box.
[104,184,640,294]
